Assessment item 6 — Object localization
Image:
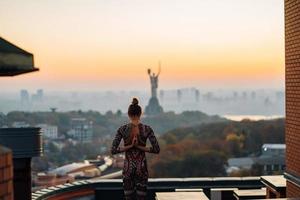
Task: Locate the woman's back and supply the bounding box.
[111,123,160,157]
[111,98,160,200]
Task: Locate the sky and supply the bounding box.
[0,0,285,92]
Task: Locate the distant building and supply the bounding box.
[261,144,285,156]
[159,90,164,102]
[226,144,286,175]
[12,121,30,128]
[195,89,200,102]
[37,89,44,100]
[20,89,29,105]
[50,107,57,113]
[256,144,286,175]
[67,118,93,142]
[251,91,256,99]
[177,89,182,102]
[30,89,44,103]
[36,124,58,139]
[227,157,254,172]
[242,91,247,99]
[264,97,271,106]
[203,92,213,101]
[0,112,6,127]
[232,91,238,101]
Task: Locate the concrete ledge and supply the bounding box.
[32,177,264,200]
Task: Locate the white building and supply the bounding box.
[226,144,286,175]
[36,124,58,139]
[261,144,286,156]
[12,121,30,128]
[227,157,254,172]
[257,143,286,175]
[67,118,93,142]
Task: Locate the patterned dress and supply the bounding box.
[111,123,160,200]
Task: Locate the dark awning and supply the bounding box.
[0,37,39,76]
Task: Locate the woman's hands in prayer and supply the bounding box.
[121,136,150,153]
[132,136,138,147]
[133,136,150,152]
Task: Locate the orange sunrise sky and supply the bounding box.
[0,0,284,91]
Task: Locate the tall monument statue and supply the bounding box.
[148,63,161,98]
[145,62,163,115]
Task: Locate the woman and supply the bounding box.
[111,98,160,200]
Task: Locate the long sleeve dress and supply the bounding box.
[111,123,160,200]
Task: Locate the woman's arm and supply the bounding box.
[135,145,150,152]
[111,128,123,155]
[118,143,134,153]
[147,127,160,154]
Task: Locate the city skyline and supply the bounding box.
[0,0,284,91]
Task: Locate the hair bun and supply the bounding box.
[132,98,139,105]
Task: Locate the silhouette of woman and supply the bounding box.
[111,98,160,200]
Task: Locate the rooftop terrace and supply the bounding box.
[31,176,286,200]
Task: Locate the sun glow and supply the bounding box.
[0,0,284,91]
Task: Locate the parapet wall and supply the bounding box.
[31,177,263,200]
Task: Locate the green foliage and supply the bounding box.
[143,111,227,134]
[6,110,284,178]
[148,118,285,177]
[151,150,227,177]
[160,119,284,156]
[5,110,226,138]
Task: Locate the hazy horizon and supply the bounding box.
[0,88,284,116]
[0,0,284,91]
